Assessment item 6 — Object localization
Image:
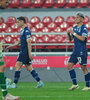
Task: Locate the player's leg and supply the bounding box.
[79,52,90,91]
[26,64,44,88]
[0,64,8,98]
[67,62,79,90]
[67,53,79,90]
[14,62,22,84]
[81,65,90,91]
[8,62,22,88]
[0,56,19,99]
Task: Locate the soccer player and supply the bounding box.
[67,13,90,91]
[0,42,19,100]
[6,16,44,88]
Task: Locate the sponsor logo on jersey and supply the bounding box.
[27,35,31,39]
[26,30,29,32]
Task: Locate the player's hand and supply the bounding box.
[29,54,33,60]
[5,46,10,52]
[67,29,74,34]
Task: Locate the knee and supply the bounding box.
[27,67,33,72]
[81,66,88,74]
[67,63,73,70]
[26,65,33,72]
[15,63,22,70]
[15,65,20,70]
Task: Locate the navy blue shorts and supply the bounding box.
[68,51,88,65]
[17,53,32,65]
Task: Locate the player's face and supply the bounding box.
[75,15,83,24]
[0,0,9,8]
[17,20,24,28]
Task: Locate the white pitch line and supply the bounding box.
[0,96,90,98]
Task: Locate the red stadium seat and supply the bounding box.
[42,35,50,43]
[47,22,57,31]
[41,27,51,33]
[53,26,63,32]
[66,16,76,26]
[60,22,69,31]
[45,35,57,49]
[2,23,8,31]
[32,0,43,8]
[43,0,55,8]
[9,0,20,8]
[30,27,39,33]
[54,0,66,8]
[62,35,69,43]
[31,35,36,43]
[0,17,4,25]
[4,35,13,43]
[30,16,41,26]
[87,35,90,48]
[0,35,4,42]
[0,24,3,32]
[42,16,52,26]
[83,16,89,24]
[20,0,32,8]
[35,22,45,31]
[57,35,68,49]
[65,0,78,8]
[6,16,16,27]
[87,36,90,43]
[4,27,14,33]
[12,35,20,42]
[32,35,44,48]
[86,22,90,31]
[77,0,89,8]
[54,35,63,43]
[48,35,57,43]
[5,35,20,49]
[11,23,19,32]
[54,16,64,26]
[42,35,57,49]
[36,36,43,43]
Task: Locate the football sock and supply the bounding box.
[0,73,8,97]
[69,69,77,85]
[14,70,21,84]
[30,70,40,82]
[85,72,90,87]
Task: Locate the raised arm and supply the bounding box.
[67,29,87,42]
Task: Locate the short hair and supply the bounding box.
[17,16,26,23]
[77,13,84,19]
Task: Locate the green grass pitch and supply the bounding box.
[0,82,90,100]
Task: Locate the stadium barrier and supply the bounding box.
[3,56,90,68]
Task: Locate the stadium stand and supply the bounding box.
[7,0,90,8]
[1,15,90,33]
[0,15,90,51]
[1,0,90,51]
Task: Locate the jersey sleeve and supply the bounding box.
[82,27,88,38]
[25,29,31,40]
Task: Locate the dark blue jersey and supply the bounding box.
[20,27,31,54]
[73,24,88,53]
